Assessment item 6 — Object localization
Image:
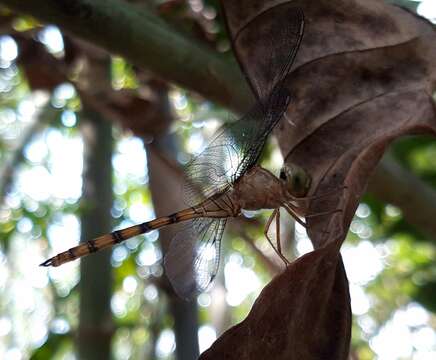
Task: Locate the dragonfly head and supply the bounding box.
[279,163,311,198]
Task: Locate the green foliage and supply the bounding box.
[29,334,71,360]
[111,57,139,90]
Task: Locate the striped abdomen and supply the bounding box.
[40,196,234,267]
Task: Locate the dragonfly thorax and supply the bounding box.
[230,166,285,211]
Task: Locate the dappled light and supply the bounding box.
[0,0,435,359]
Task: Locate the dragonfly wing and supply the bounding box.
[183,9,303,205]
[183,97,289,205]
[231,6,304,103]
[182,128,237,205]
[164,218,227,299]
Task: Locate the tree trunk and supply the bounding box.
[148,136,200,360]
[78,107,114,360]
[144,81,200,359]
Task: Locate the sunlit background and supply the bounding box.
[0,0,436,359]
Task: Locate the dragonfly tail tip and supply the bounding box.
[39,258,53,267]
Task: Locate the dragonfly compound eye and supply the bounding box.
[283,163,311,198]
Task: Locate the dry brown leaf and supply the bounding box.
[202,0,436,358]
[201,242,350,359]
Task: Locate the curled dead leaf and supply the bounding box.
[203,0,436,358]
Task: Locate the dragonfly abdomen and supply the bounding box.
[40,207,201,267]
[40,195,235,268]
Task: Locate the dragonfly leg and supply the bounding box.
[276,208,282,255]
[275,208,291,265]
[264,209,290,266]
[287,185,348,202]
[305,208,342,219]
[285,199,343,220]
[283,203,342,236]
[282,203,309,229]
[264,208,279,248]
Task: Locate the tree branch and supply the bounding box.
[0,0,252,112]
[368,154,436,239]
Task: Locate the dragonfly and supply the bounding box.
[41,8,307,299]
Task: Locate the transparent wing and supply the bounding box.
[164,218,227,299]
[234,7,304,104]
[183,92,290,205]
[183,9,303,205]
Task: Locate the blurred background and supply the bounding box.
[0,0,435,359]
